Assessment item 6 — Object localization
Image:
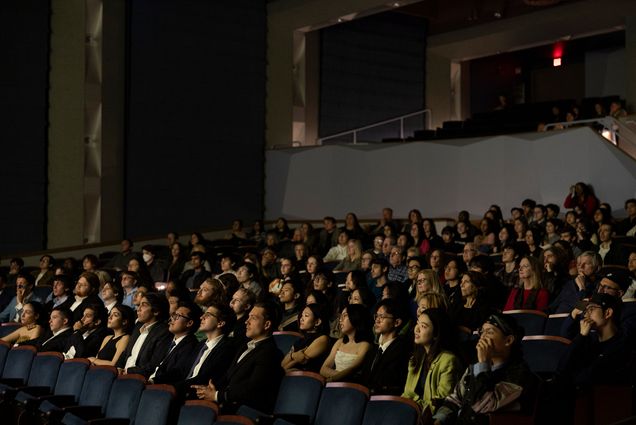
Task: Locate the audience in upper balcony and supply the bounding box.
[564,182,599,219]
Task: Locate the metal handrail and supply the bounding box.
[317,109,432,145]
[544,115,636,161]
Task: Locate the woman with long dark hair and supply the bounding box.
[402,308,461,416]
[320,304,373,382]
[281,304,331,373]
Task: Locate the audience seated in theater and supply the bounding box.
[404,256,423,299]
[323,230,349,264]
[1,301,46,345]
[292,242,308,273]
[542,218,561,246]
[149,301,200,384]
[387,246,408,284]
[361,299,412,395]
[421,218,443,255]
[454,221,473,247]
[225,218,247,241]
[181,303,237,401]
[597,222,626,267]
[128,256,155,288]
[106,238,137,271]
[341,212,366,242]
[69,272,103,323]
[402,308,461,418]
[494,243,520,289]
[443,258,466,312]
[561,270,635,340]
[348,285,376,310]
[44,274,74,313]
[261,247,281,283]
[402,209,424,232]
[87,304,134,366]
[236,262,263,300]
[194,301,285,414]
[320,304,373,383]
[468,256,507,310]
[504,256,549,311]
[281,303,331,373]
[268,257,298,296]
[317,216,339,257]
[627,252,636,298]
[0,273,15,313]
[141,244,166,284]
[433,313,535,425]
[228,287,255,342]
[118,292,172,378]
[441,226,463,254]
[474,218,497,254]
[616,198,636,236]
[278,280,303,332]
[361,250,375,274]
[542,245,570,300]
[0,273,45,323]
[450,271,493,332]
[249,220,266,245]
[36,306,74,352]
[194,277,227,311]
[609,100,628,118]
[333,239,363,273]
[120,270,140,310]
[428,250,446,285]
[417,292,449,317]
[461,243,479,269]
[564,182,599,219]
[64,302,109,359]
[180,252,212,291]
[513,217,529,244]
[32,254,55,287]
[167,242,187,282]
[372,207,398,238]
[414,270,445,308]
[100,282,120,314]
[7,257,24,286]
[530,204,547,233]
[524,228,544,259]
[367,260,389,300]
[549,251,601,314]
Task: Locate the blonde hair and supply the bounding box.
[415,269,444,302]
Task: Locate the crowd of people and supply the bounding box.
[1,181,636,424]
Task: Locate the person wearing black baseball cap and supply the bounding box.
[433,312,536,425]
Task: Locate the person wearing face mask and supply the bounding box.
[142,244,166,283]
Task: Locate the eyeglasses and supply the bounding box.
[170,313,191,321]
[374,314,394,321]
[202,311,219,320]
[598,283,619,294]
[407,265,420,271]
[584,304,602,313]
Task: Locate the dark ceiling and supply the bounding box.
[396,0,582,34]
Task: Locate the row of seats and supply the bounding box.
[0,341,420,425]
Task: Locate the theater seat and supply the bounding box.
[0,351,63,403]
[272,331,303,355]
[0,345,37,389]
[361,395,420,425]
[215,415,255,425]
[314,382,369,425]
[521,336,571,375]
[177,400,218,425]
[544,313,569,337]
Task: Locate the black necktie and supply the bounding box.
[371,347,383,372]
[187,344,209,379]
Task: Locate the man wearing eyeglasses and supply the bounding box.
[433,313,535,425]
[184,303,237,399]
[149,301,200,384]
[360,299,411,395]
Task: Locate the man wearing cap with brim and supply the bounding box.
[561,269,636,339]
[433,312,536,425]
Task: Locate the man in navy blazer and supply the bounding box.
[194,300,284,414]
[181,302,238,399]
[150,301,201,384]
[117,293,172,378]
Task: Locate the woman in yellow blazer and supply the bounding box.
[402,308,462,417]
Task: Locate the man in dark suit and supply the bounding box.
[361,298,412,395]
[37,306,74,352]
[179,252,211,290]
[150,301,201,384]
[194,301,284,414]
[181,303,237,399]
[63,302,109,358]
[118,293,172,378]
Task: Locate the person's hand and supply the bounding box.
[73,321,83,331]
[192,380,217,401]
[580,317,594,336]
[571,307,583,320]
[476,337,493,364]
[575,274,586,291]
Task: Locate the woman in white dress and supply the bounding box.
[320,304,373,382]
